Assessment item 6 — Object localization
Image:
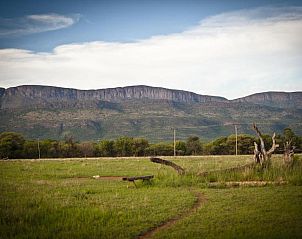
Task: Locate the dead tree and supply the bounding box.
[150,157,185,175]
[283,141,295,166]
[253,123,279,168]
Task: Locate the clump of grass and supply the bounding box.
[194,155,302,186]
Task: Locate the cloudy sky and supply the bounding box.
[0,0,301,99]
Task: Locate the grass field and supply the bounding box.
[0,155,302,238]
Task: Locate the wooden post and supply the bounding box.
[38,138,41,159]
[173,128,176,157]
[235,125,238,156]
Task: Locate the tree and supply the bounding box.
[78,142,95,158]
[186,136,202,155]
[61,135,80,158]
[283,141,295,166]
[146,143,174,156]
[96,140,115,157]
[114,137,134,157]
[204,137,228,155]
[0,132,25,159]
[226,134,256,155]
[253,124,279,168]
[132,138,149,156]
[23,140,39,159]
[175,141,186,156]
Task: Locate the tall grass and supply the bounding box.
[153,155,302,188]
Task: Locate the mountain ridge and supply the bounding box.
[0,85,301,141]
[233,91,302,109]
[0,85,227,109]
[0,85,301,109]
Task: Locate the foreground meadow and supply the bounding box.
[0,155,301,238]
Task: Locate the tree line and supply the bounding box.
[0,128,301,159]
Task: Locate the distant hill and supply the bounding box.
[0,85,227,109]
[0,85,301,141]
[233,91,302,109]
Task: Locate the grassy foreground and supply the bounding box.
[0,155,302,238]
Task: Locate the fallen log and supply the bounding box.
[122,175,154,188]
[197,162,255,177]
[122,175,154,182]
[150,157,185,175]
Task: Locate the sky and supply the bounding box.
[0,0,301,99]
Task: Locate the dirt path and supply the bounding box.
[137,190,206,239]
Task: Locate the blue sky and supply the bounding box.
[0,0,302,99]
[1,0,301,51]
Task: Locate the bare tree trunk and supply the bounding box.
[283,141,295,166]
[253,123,279,168]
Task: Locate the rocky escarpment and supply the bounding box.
[0,85,301,141]
[0,85,227,109]
[233,91,302,109]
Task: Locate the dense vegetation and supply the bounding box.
[0,128,301,159]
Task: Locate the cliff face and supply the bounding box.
[0,85,227,109]
[233,92,302,109]
[0,85,301,109]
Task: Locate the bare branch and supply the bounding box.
[253,123,266,155]
[267,133,279,156]
[253,142,260,164]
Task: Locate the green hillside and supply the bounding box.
[1,97,301,142]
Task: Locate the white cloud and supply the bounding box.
[0,7,301,99]
[0,13,79,37]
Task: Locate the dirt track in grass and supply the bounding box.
[137,190,206,239]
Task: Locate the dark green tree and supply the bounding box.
[186,136,202,155]
[132,138,149,156]
[114,137,134,157]
[146,143,174,156]
[204,136,228,155]
[0,132,25,159]
[175,141,186,155]
[96,140,115,157]
[22,140,39,158]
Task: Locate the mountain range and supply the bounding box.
[0,85,301,141]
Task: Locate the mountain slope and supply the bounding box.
[0,85,301,141]
[233,91,302,109]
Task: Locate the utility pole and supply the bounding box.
[38,138,41,159]
[235,125,238,156]
[173,128,176,157]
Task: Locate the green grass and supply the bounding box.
[0,155,302,238]
[154,186,302,239]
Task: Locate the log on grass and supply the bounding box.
[197,162,255,177]
[150,157,185,175]
[122,175,154,182]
